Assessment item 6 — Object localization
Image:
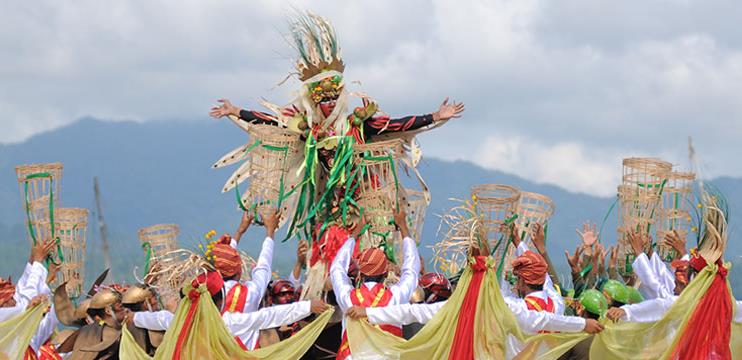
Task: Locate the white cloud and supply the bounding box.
[471,135,623,197]
[1,0,742,196]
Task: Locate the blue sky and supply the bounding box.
[2,0,741,196]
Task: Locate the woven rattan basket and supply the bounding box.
[16,163,63,245]
[41,208,87,299]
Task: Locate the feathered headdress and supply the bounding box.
[290,12,345,81]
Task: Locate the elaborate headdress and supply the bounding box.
[291,13,345,81]
[511,250,547,286]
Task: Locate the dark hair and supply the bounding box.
[87,308,107,319]
[123,303,144,312]
[223,274,240,282]
[585,310,601,320]
[610,300,625,308]
[527,283,544,292]
[361,275,386,284]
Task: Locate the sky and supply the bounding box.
[2,0,741,197]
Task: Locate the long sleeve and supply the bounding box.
[504,297,586,333]
[650,253,677,298]
[133,310,174,331]
[515,242,564,314]
[633,253,665,300]
[363,114,434,138]
[621,296,675,323]
[245,236,274,312]
[367,301,446,326]
[736,301,742,323]
[390,237,421,305]
[288,270,302,290]
[223,301,311,337]
[0,305,24,322]
[29,307,58,352]
[15,262,47,305]
[238,110,279,126]
[330,238,356,312]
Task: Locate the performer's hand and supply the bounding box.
[499,222,520,248]
[565,245,585,274]
[606,307,626,322]
[26,295,47,310]
[627,228,649,256]
[164,295,179,313]
[263,210,280,238]
[432,98,465,122]
[237,211,253,235]
[296,240,308,265]
[394,208,411,239]
[30,239,56,264]
[530,223,547,254]
[663,230,686,258]
[608,246,619,270]
[582,319,604,334]
[594,243,607,275]
[310,299,329,314]
[209,99,241,119]
[346,306,367,319]
[576,221,599,247]
[46,262,61,284]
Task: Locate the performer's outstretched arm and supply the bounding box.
[209,99,278,125]
[330,237,356,312]
[390,209,421,304]
[133,310,174,331]
[246,212,278,311]
[363,98,464,136]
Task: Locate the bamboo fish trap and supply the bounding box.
[401,188,429,242]
[617,158,672,273]
[138,224,180,268]
[41,208,88,299]
[354,139,404,249]
[15,163,63,246]
[219,124,303,225]
[508,191,556,270]
[656,171,695,260]
[471,184,521,277]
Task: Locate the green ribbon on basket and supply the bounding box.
[495,213,519,279]
[142,242,152,276]
[22,172,63,265]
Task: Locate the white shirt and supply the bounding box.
[330,236,420,360]
[0,262,47,322]
[632,253,678,300]
[133,301,312,349]
[223,236,274,314]
[620,296,742,323]
[504,242,565,315]
[366,300,585,334]
[27,265,58,355]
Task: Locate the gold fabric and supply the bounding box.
[120,288,333,360]
[347,257,587,359]
[0,303,46,359]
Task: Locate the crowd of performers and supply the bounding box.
[2,204,740,359]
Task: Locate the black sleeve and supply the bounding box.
[363,114,434,137]
[238,109,279,126]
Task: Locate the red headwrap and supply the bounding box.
[419,273,452,303]
[192,271,224,297]
[211,235,243,278]
[0,277,14,305]
[269,279,298,305]
[671,259,690,286]
[511,250,548,285]
[357,248,389,277]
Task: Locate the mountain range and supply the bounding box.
[1,118,740,296]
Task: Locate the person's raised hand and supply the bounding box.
[296,240,308,265]
[627,229,648,256]
[530,223,547,254]
[663,230,687,258]
[566,245,585,274]
[432,98,465,122]
[608,246,619,270]
[606,307,626,322]
[263,209,280,238]
[576,221,599,247]
[26,295,48,310]
[30,239,56,264]
[394,208,410,239]
[209,99,241,119]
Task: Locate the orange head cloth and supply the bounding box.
[357,248,389,277]
[0,277,14,304]
[191,271,224,297]
[671,259,690,286]
[511,250,548,285]
[211,235,243,278]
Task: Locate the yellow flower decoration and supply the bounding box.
[691,226,698,232]
[697,203,703,209]
[198,244,203,249]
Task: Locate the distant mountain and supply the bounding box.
[1,118,740,296]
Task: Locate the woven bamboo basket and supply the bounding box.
[656,171,695,260]
[617,158,672,273]
[507,191,556,271]
[15,163,63,245]
[354,139,404,248]
[471,184,521,264]
[235,125,303,224]
[41,208,87,299]
[400,188,429,241]
[138,224,180,262]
